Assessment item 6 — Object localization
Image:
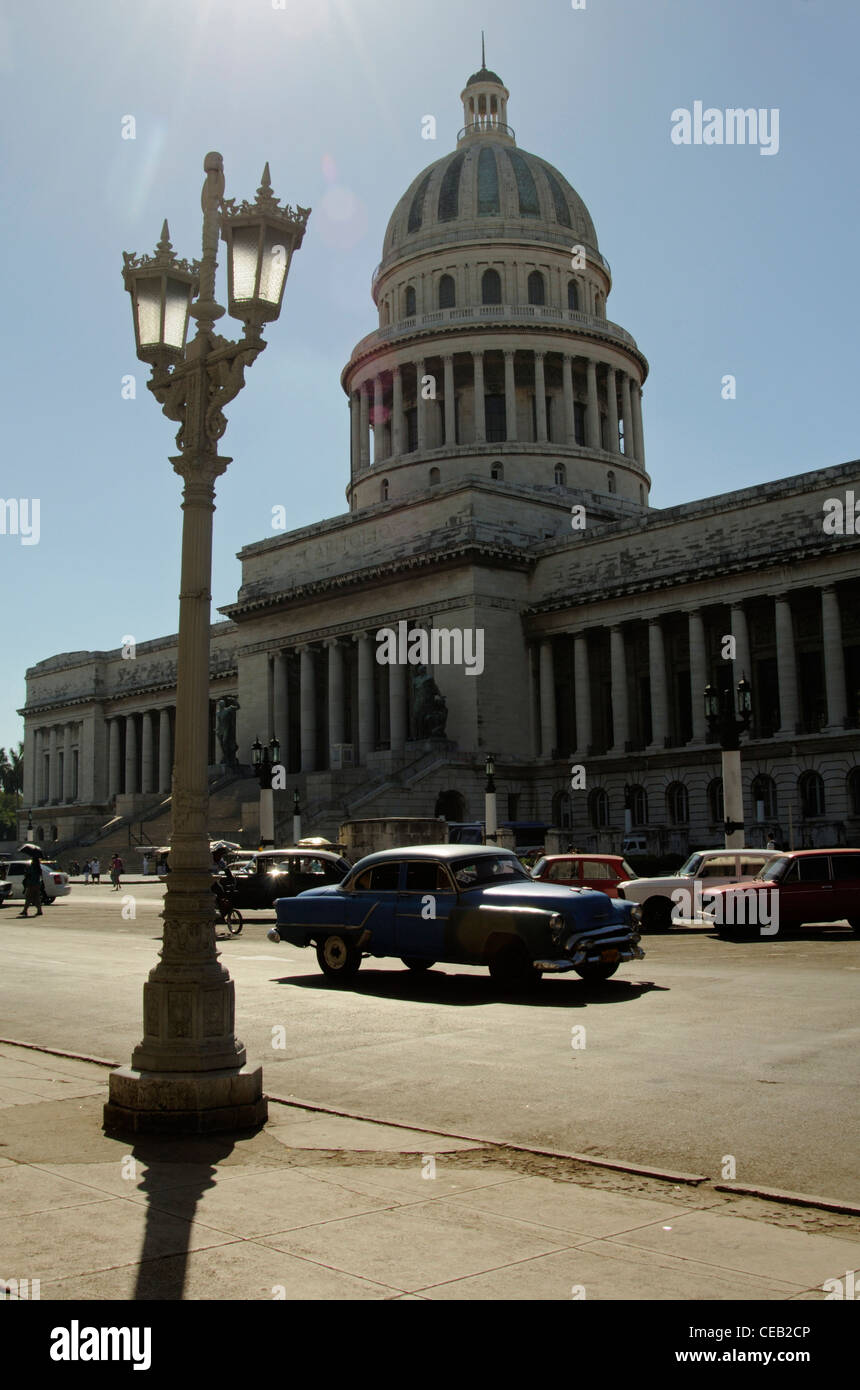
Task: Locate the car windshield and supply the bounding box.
[451,855,530,888]
[754,855,786,881]
[678,853,704,876]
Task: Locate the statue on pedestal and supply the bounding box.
[215,696,240,766]
[411,665,448,739]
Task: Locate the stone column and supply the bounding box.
[265,657,275,742]
[372,376,384,464]
[586,359,600,450]
[158,708,172,792]
[300,647,316,772]
[620,373,634,461]
[688,610,708,743]
[504,349,517,441]
[356,633,375,764]
[22,725,36,808]
[273,653,288,763]
[392,366,404,456]
[574,635,592,756]
[534,351,547,442]
[472,352,486,442]
[821,585,848,730]
[350,391,361,474]
[141,711,154,794]
[443,354,455,445]
[605,366,620,455]
[774,595,799,735]
[48,726,59,803]
[539,640,556,758]
[631,382,645,468]
[647,620,668,749]
[359,382,370,470]
[125,714,138,794]
[109,718,122,796]
[389,660,407,755]
[609,626,629,753]
[562,355,576,444]
[62,724,74,801]
[730,602,752,683]
[528,647,540,760]
[326,639,345,764]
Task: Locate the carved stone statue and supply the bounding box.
[411,665,448,739]
[215,696,239,765]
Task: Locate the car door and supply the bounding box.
[343,860,401,956]
[829,852,860,923]
[395,860,456,960]
[778,855,833,927]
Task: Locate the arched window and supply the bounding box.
[666,782,689,825]
[527,271,546,306]
[407,171,432,234]
[404,285,416,318]
[567,279,579,312]
[380,478,389,502]
[481,268,502,305]
[553,790,573,829]
[554,463,566,486]
[848,767,860,817]
[507,149,540,216]
[629,785,648,826]
[37,826,45,841]
[477,147,500,216]
[542,163,572,227]
[438,153,465,222]
[799,770,825,818]
[381,301,390,326]
[751,774,778,820]
[490,461,504,481]
[588,787,610,829]
[429,467,440,486]
[607,470,617,494]
[435,789,466,821]
[594,291,604,317]
[639,484,645,504]
[438,274,455,309]
[708,778,724,823]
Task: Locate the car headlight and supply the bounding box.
[549,912,565,943]
[630,904,642,926]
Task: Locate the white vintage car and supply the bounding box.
[616,849,773,931]
[1,858,71,905]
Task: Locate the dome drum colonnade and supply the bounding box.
[342,62,650,510]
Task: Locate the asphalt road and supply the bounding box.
[2,883,858,1203]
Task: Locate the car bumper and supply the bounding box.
[535,940,646,971]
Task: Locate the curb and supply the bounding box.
[3,1037,859,1216]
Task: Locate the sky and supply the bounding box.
[1,0,858,756]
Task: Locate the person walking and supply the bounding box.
[109,854,124,890]
[91,857,101,884]
[83,860,91,884]
[18,852,43,918]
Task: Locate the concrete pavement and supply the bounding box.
[1,1042,858,1302]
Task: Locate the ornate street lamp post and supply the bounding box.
[292,788,302,846]
[484,753,497,844]
[705,674,752,851]
[105,153,309,1135]
[251,735,281,848]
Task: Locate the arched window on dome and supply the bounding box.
[607,470,617,494]
[381,301,390,326]
[404,285,416,319]
[429,467,441,486]
[380,478,389,502]
[438,275,455,309]
[482,268,502,305]
[507,149,540,216]
[527,271,546,306]
[490,461,504,481]
[438,153,465,222]
[542,163,572,228]
[477,147,500,216]
[554,463,566,486]
[407,171,432,235]
[594,290,605,318]
[567,279,579,312]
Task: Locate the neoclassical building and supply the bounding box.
[19,62,860,855]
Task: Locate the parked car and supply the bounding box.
[617,848,773,931]
[220,849,351,911]
[0,859,71,904]
[531,853,635,898]
[268,844,645,988]
[699,848,860,937]
[0,878,13,908]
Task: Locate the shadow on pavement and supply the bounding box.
[271,969,667,1008]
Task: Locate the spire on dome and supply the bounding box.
[481,30,486,68]
[459,43,514,145]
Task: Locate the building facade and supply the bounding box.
[19,64,860,854]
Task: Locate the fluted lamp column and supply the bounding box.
[106,153,309,1135]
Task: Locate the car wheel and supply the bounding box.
[642,897,673,932]
[401,957,435,971]
[487,942,541,991]
[316,933,362,981]
[575,960,619,983]
[41,892,56,905]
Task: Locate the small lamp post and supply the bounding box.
[705,674,753,850]
[622,783,634,841]
[251,735,281,848]
[105,153,309,1136]
[484,753,497,845]
[292,788,302,846]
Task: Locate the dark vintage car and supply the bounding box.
[701,847,860,937]
[219,849,350,912]
[268,844,645,988]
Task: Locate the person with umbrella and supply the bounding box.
[17,844,43,919]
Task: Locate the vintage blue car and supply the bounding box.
[268,844,645,988]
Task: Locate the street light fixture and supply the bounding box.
[484,753,497,845]
[705,672,753,850]
[105,152,309,1137]
[252,734,282,848]
[292,788,302,846]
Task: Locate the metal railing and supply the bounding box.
[351,304,637,358]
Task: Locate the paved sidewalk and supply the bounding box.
[0,1042,857,1301]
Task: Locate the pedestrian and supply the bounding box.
[91,857,101,884]
[18,851,43,919]
[109,854,124,890]
[766,835,777,851]
[83,859,91,884]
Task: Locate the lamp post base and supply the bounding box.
[103,1064,267,1135]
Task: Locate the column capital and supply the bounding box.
[503,348,516,361]
[441,351,454,364]
[533,348,545,361]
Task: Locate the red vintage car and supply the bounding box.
[530,854,635,899]
[702,848,860,937]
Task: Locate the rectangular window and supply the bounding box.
[405,407,418,452]
[485,395,506,443]
[574,402,586,446]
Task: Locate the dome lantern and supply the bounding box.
[458,35,514,146]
